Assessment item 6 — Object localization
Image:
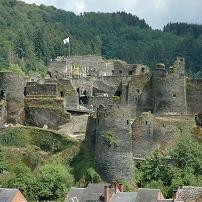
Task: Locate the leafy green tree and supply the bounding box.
[170,135,202,175]
[71,145,101,186]
[2,164,36,201]
[34,163,74,200]
[135,135,202,198]
[136,151,173,186]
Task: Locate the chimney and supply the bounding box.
[104,186,109,202]
[115,184,118,194]
[119,184,124,192]
[172,189,177,200]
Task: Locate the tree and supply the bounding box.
[170,135,202,175]
[135,135,202,198]
[2,164,36,201]
[34,163,74,200]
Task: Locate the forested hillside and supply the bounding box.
[0,0,202,76]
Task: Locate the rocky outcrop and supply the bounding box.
[25,107,70,130]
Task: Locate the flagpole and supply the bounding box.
[63,37,70,78]
[68,41,70,57]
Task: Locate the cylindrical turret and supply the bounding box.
[0,72,24,124]
[95,104,134,182]
[152,58,187,115]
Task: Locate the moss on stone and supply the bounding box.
[186,79,194,93]
[102,132,117,147]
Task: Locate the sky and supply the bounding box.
[22,0,202,29]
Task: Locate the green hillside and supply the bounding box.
[0,126,101,201]
[0,0,202,76]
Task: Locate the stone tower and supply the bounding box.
[0,72,24,124]
[95,104,134,182]
[152,57,187,115]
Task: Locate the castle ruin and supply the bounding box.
[0,55,201,182]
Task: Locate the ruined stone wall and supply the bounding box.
[132,112,154,158]
[152,58,187,115]
[131,113,195,158]
[152,74,187,115]
[56,79,79,109]
[48,55,113,78]
[95,105,134,182]
[0,100,6,126]
[25,82,57,97]
[25,98,70,129]
[112,60,133,76]
[71,78,93,96]
[87,96,120,110]
[153,115,195,151]
[127,73,152,113]
[0,72,24,124]
[85,113,96,153]
[186,79,202,114]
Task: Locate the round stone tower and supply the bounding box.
[0,72,25,124]
[95,104,134,182]
[152,57,187,115]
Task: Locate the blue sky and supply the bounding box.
[22,0,202,29]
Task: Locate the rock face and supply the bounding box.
[0,100,7,126]
[25,107,70,130]
[0,72,25,124]
[94,105,134,182]
[25,98,71,130]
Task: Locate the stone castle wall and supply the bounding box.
[152,57,187,115]
[186,79,202,114]
[85,113,96,153]
[131,114,195,159]
[127,72,153,115]
[87,96,120,110]
[25,82,57,97]
[152,74,187,115]
[0,72,24,124]
[95,105,134,182]
[132,112,154,158]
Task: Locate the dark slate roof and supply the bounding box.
[110,192,138,202]
[81,183,109,202]
[65,187,86,202]
[0,188,19,202]
[135,188,161,202]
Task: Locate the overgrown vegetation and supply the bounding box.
[0,127,102,201]
[135,135,202,197]
[70,144,101,187]
[0,127,78,201]
[0,127,75,152]
[0,64,25,75]
[0,125,201,200]
[102,132,117,147]
[0,0,202,76]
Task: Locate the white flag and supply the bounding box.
[63,37,70,44]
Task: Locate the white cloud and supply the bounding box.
[22,0,202,29]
